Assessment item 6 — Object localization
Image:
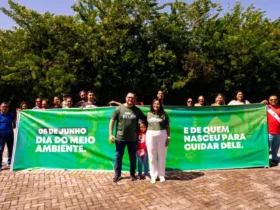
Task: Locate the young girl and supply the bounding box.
[137,121,149,179]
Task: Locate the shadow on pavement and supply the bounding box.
[166,171,205,181]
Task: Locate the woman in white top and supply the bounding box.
[146,99,170,184]
[228,91,250,105]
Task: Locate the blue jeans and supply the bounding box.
[114,140,137,176]
[269,134,280,161]
[137,153,148,176]
[0,133,14,168]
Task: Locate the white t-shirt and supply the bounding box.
[228,100,250,105]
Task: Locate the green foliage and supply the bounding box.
[0,0,280,108]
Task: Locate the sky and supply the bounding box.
[0,0,279,30]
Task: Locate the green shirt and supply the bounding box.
[147,112,169,131]
[111,105,146,141]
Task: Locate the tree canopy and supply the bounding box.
[1,0,280,108]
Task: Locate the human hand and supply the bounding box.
[260,100,268,104]
[165,137,170,147]
[108,101,116,105]
[109,135,115,143]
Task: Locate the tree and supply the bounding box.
[1,0,280,108]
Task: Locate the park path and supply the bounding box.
[0,165,279,210]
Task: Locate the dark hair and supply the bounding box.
[139,121,148,127]
[87,91,95,95]
[42,99,49,108]
[150,99,165,116]
[79,90,87,96]
[269,94,278,99]
[62,93,71,98]
[127,92,136,97]
[234,90,245,103]
[20,101,29,109]
[186,97,194,106]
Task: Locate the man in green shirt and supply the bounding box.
[109,92,146,182]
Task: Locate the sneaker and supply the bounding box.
[113,175,121,183]
[131,175,137,181]
[145,176,150,180]
[159,176,165,183]
[150,178,156,184]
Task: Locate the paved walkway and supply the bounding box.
[0,164,280,210]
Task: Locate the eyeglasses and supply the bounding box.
[36,101,41,103]
[187,101,193,103]
[270,99,277,101]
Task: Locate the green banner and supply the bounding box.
[12,104,269,171]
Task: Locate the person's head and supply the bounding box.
[20,102,29,110]
[269,94,278,106]
[79,90,87,100]
[235,91,244,102]
[1,102,9,114]
[125,92,136,107]
[66,97,73,108]
[186,97,193,106]
[87,91,95,102]
[62,93,70,101]
[215,94,225,105]
[53,96,61,106]
[35,98,42,108]
[157,90,164,102]
[41,99,49,109]
[150,99,164,115]
[139,121,147,133]
[197,95,205,106]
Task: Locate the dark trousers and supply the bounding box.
[114,140,137,176]
[0,133,14,167]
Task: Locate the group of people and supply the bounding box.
[1,90,251,112]
[186,91,250,107]
[16,90,97,110]
[0,90,280,177]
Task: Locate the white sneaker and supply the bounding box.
[150,178,156,184]
[159,176,165,183]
